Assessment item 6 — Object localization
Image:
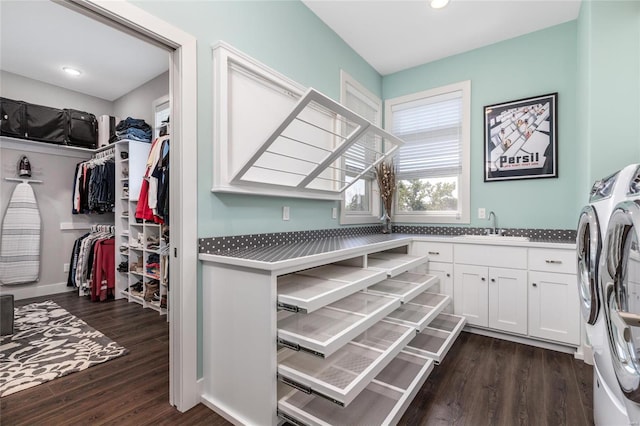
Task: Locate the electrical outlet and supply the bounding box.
[332,207,337,219]
[63,263,70,273]
[478,208,486,219]
[283,206,290,221]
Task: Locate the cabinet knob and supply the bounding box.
[532,282,537,287]
[490,278,495,282]
[446,273,451,277]
[481,277,486,281]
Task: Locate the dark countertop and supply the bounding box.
[199,233,575,264]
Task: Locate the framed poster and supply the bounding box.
[484,93,557,182]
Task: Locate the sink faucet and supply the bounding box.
[487,211,497,235]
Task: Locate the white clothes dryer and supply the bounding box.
[580,164,640,425]
[595,164,640,425]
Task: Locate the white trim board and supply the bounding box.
[0,282,75,301]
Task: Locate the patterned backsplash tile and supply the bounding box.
[199,225,576,254]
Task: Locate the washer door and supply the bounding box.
[601,200,640,403]
[577,205,601,325]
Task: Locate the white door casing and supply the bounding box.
[59,0,199,411]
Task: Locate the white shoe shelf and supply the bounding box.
[201,240,466,425]
[113,140,168,317]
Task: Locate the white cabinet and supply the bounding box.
[453,245,528,335]
[488,267,528,335]
[528,248,580,345]
[452,243,578,347]
[454,264,488,327]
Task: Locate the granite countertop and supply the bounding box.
[199,233,575,270]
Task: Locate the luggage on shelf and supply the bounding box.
[0,97,26,138]
[25,103,67,144]
[65,109,98,149]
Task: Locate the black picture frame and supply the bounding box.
[484,93,558,182]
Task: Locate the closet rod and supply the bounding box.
[4,177,43,184]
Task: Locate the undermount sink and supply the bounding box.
[454,234,530,242]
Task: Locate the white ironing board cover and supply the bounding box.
[0,182,41,285]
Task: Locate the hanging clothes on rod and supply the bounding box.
[135,135,169,224]
[67,224,115,300]
[72,147,116,214]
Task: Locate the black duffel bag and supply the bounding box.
[25,103,67,144]
[0,97,26,138]
[65,109,98,149]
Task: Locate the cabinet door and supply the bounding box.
[528,271,580,345]
[454,264,488,327]
[429,261,454,313]
[488,267,527,335]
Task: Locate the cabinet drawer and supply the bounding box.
[367,252,429,278]
[385,292,451,332]
[528,248,576,274]
[404,313,466,363]
[278,266,387,313]
[278,350,434,425]
[454,244,527,269]
[277,292,401,357]
[411,241,453,263]
[277,320,416,407]
[366,272,438,303]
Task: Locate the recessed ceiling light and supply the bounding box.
[430,0,450,9]
[62,67,82,77]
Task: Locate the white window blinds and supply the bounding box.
[343,82,381,178]
[391,90,462,180]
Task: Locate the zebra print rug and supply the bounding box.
[0,300,128,397]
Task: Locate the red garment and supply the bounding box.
[91,238,115,302]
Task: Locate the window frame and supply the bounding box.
[340,70,382,225]
[385,80,471,224]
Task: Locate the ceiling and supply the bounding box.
[0,1,582,101]
[0,1,169,102]
[303,0,582,75]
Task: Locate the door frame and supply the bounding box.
[61,0,199,411]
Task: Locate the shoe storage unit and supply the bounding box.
[201,239,466,425]
[114,140,168,315]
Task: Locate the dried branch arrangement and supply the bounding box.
[375,159,396,216]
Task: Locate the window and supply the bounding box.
[385,81,470,223]
[340,71,383,224]
[152,95,170,140]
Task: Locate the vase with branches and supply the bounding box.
[375,160,396,234]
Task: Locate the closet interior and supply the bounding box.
[0,1,171,318]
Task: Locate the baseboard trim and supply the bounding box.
[0,282,75,301]
[464,325,579,355]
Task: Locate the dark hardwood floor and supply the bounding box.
[1,292,593,425]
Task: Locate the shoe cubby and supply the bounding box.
[113,139,168,317]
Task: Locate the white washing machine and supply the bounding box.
[579,164,640,425]
[595,164,640,425]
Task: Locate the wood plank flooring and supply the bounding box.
[1,292,593,425]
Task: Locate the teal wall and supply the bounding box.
[130,0,640,380]
[577,0,640,199]
[133,0,382,237]
[383,22,579,229]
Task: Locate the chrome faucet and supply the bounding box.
[487,211,497,235]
